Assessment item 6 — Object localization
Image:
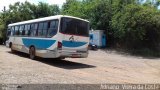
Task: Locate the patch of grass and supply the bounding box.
[106,47,160,58]
[126,48,160,58]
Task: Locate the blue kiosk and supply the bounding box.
[89,30,106,48]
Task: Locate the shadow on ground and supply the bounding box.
[7,51,96,70]
[101,48,160,60]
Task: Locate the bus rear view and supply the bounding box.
[60,17,89,58]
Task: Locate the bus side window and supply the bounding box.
[31,23,38,37]
[27,24,31,36]
[19,25,25,36]
[34,23,38,36]
[24,24,31,36]
[24,25,28,36]
[38,22,43,37]
[47,20,58,37]
[11,26,15,36]
[22,26,25,36]
[15,26,20,36]
[30,24,34,36]
[43,22,48,37]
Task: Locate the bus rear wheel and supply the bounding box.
[29,47,36,60]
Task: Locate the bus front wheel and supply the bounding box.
[29,47,36,60]
[10,43,15,53]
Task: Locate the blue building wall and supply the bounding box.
[89,30,106,48]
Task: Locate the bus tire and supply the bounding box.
[10,43,15,53]
[29,46,36,60]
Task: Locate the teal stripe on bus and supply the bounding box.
[62,40,87,48]
[22,38,56,49]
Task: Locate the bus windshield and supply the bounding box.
[7,27,11,36]
[60,17,89,37]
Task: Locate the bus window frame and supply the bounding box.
[8,19,60,38]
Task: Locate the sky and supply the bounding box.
[0,0,66,11]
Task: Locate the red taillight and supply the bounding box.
[58,41,62,49]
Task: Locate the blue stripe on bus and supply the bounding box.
[22,38,56,49]
[62,40,87,47]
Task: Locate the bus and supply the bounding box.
[6,15,89,59]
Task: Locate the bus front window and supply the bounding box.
[6,27,11,41]
[7,29,11,37]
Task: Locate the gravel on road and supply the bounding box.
[0,45,160,84]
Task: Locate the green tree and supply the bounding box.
[111,4,160,49]
[34,2,60,18]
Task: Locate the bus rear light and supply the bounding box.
[58,41,62,49]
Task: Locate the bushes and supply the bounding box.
[111,4,160,50]
[0,38,3,45]
[0,23,5,45]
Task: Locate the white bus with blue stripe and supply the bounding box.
[6,15,89,59]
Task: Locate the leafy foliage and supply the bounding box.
[111,4,160,49]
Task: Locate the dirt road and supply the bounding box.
[0,45,160,84]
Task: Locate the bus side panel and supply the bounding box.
[13,37,29,53]
[21,37,60,58]
[7,37,14,47]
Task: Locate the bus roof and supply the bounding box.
[8,15,89,27]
